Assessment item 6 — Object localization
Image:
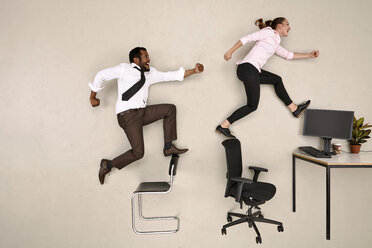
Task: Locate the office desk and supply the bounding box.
[292,151,372,240]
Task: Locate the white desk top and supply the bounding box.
[293,150,372,166]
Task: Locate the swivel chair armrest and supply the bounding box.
[248,166,268,182]
[248,166,268,172]
[231,177,253,204]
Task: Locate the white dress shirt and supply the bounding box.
[89,63,185,114]
[237,27,294,72]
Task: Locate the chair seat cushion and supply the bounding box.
[229,182,276,202]
[134,182,171,193]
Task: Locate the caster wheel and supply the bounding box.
[277,225,284,232]
[221,228,227,235]
[256,236,262,244]
[227,215,232,222]
[248,221,253,228]
[258,214,264,218]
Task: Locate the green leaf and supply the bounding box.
[360,134,368,140]
[352,116,371,145]
[356,118,364,128]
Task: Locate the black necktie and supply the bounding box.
[122,67,146,101]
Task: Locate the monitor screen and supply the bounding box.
[303,109,354,140]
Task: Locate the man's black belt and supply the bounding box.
[117,108,141,117]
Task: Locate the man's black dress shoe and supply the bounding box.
[99,159,112,185]
[216,125,236,138]
[292,100,311,118]
[164,145,188,156]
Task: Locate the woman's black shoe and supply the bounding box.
[292,100,311,118]
[216,125,236,138]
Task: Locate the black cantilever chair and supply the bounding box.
[221,139,284,244]
[131,154,180,235]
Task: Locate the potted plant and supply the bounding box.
[349,116,372,153]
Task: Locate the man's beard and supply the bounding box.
[139,61,150,72]
[140,66,150,72]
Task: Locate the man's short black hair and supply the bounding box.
[129,47,147,63]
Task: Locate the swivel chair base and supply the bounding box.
[221,206,284,244]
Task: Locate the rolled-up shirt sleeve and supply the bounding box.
[88,65,122,92]
[240,28,271,45]
[149,67,185,85]
[275,45,294,60]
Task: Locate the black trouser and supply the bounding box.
[227,63,293,124]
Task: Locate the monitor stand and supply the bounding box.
[322,137,334,156]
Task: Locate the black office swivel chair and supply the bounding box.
[221,139,284,244]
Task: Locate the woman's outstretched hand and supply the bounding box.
[224,41,243,61]
[293,50,320,59]
[224,52,232,61]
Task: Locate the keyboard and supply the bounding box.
[298,146,332,158]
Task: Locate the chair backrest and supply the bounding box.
[222,139,243,197]
[168,154,179,187]
[168,154,179,176]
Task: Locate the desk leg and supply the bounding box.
[326,166,331,240]
[292,155,296,212]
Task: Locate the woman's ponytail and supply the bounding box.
[264,20,273,28]
[255,18,267,29]
[255,17,286,30]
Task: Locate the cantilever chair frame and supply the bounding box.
[131,155,180,235]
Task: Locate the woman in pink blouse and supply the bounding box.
[216,17,319,138]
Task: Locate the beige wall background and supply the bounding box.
[1,0,372,247]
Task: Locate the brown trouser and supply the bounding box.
[111,104,177,169]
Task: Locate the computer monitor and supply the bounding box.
[303,109,354,154]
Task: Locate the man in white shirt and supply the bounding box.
[89,47,204,184]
